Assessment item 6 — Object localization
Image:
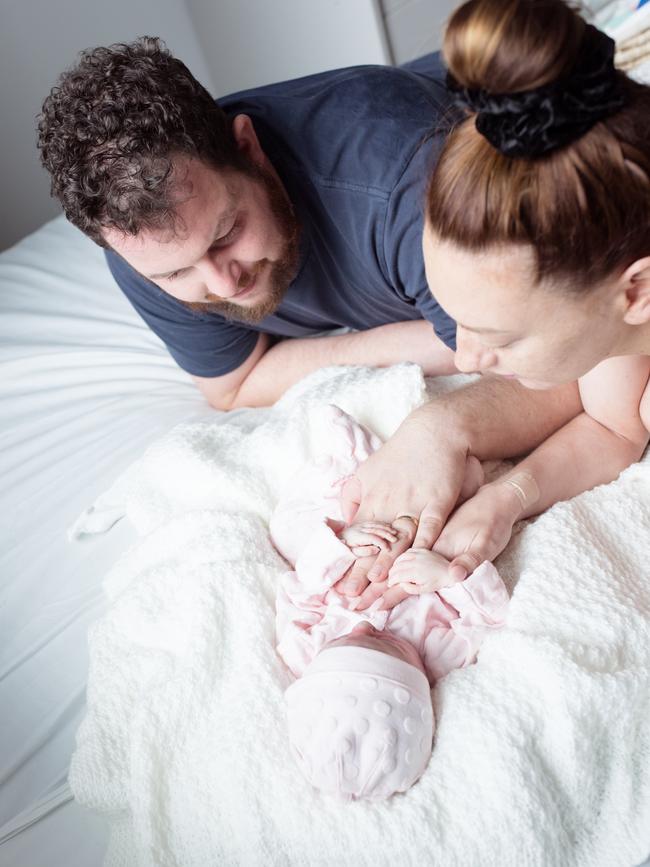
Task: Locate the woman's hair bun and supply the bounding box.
[443,0,585,95]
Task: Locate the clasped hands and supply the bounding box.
[333,425,533,610]
[336,517,452,609]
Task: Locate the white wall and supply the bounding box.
[379,0,608,65]
[379,0,460,65]
[183,0,390,96]
[1,0,610,253]
[1,0,391,253]
[0,0,214,252]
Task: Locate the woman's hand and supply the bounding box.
[432,479,526,581]
[354,477,525,611]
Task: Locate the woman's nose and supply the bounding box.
[454,328,496,373]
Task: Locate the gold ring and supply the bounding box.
[395,514,419,527]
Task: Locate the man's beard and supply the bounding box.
[183,165,301,324]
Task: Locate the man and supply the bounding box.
[38,37,459,410]
[38,37,581,593]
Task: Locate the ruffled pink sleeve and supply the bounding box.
[387,561,509,682]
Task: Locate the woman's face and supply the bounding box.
[423,224,624,388]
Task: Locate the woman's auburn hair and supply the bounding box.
[428,0,650,291]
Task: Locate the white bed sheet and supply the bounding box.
[0,215,230,864]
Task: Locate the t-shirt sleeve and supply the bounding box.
[382,134,458,352]
[104,249,260,377]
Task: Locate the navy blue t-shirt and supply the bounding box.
[105,52,458,377]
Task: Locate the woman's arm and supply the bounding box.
[432,355,650,581]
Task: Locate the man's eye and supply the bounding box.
[163,221,240,281]
[214,222,240,247]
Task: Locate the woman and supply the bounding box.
[343,0,650,606]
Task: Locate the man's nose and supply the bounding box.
[196,255,242,299]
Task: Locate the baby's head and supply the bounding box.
[285,622,434,801]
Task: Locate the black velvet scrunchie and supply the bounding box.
[447,24,625,158]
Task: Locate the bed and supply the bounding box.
[0,215,223,865]
[2,213,650,867]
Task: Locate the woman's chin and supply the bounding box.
[493,371,557,390]
[514,377,556,390]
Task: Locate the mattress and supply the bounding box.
[0,215,221,865]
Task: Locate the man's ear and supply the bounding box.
[621,257,650,326]
[231,114,266,167]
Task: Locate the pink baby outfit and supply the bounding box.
[270,405,510,684]
[270,405,509,800]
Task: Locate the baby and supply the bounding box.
[271,405,509,802]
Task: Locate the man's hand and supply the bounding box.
[338,414,477,595]
[339,377,582,597]
[340,414,470,551]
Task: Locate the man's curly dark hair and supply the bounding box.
[37,37,247,247]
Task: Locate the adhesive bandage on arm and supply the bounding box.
[500,471,540,515]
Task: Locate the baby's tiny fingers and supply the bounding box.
[350,544,380,557]
[398,582,422,596]
[363,521,398,533]
[352,532,391,551]
[392,551,415,567]
[387,567,416,586]
[362,526,399,544]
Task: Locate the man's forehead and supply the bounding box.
[103,224,175,253]
[101,161,238,259]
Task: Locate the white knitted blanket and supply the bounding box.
[69,364,650,867]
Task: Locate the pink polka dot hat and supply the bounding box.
[285,645,434,801]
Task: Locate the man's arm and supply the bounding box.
[343,374,582,525]
[194,320,456,409]
[192,332,271,410]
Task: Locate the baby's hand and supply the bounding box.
[386,548,454,596]
[338,521,399,558]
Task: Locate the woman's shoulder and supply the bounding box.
[638,357,650,434]
[579,354,650,440]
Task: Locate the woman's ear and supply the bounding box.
[231,114,267,167]
[621,257,650,326]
